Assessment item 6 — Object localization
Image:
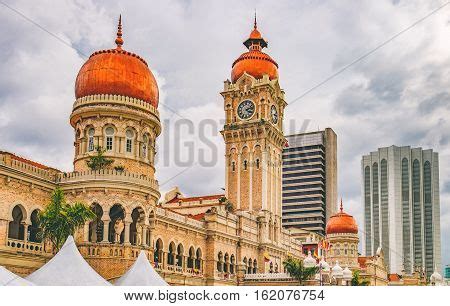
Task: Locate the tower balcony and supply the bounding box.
[55,170,160,197]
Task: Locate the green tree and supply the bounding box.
[283,257,318,285]
[351,270,370,286]
[38,188,95,251]
[86,146,113,171]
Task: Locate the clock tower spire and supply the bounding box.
[221,17,287,227]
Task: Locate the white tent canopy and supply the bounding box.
[0,266,34,286]
[26,235,110,286]
[115,251,168,286]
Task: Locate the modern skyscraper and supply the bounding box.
[282,128,337,236]
[362,145,442,277]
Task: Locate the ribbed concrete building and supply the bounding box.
[362,145,442,278]
[281,129,337,236]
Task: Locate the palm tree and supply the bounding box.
[283,257,318,285]
[351,270,370,286]
[38,187,95,251]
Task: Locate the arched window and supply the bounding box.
[253,259,257,274]
[154,239,163,264]
[243,160,248,170]
[130,207,144,246]
[230,255,235,274]
[125,129,134,153]
[247,258,253,274]
[187,247,195,269]
[275,263,279,273]
[8,205,25,240]
[176,244,184,267]
[89,203,103,243]
[108,204,124,243]
[29,209,41,243]
[224,253,229,273]
[269,262,274,273]
[105,127,115,151]
[195,248,202,270]
[168,242,175,266]
[87,128,95,152]
[256,159,260,169]
[232,161,236,172]
[217,252,223,272]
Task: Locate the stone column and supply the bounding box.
[23,223,29,243]
[101,219,110,243]
[141,225,148,247]
[83,221,90,242]
[123,220,131,245]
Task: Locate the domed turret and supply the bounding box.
[430,265,443,285]
[75,16,159,107]
[343,266,352,279]
[318,257,330,271]
[304,251,316,268]
[331,261,343,278]
[231,14,278,83]
[326,199,358,235]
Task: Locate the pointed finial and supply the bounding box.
[115,14,123,49]
[340,198,343,212]
[254,10,257,29]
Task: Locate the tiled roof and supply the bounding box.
[1,151,60,171]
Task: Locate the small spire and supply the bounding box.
[254,10,257,29]
[115,14,124,49]
[340,198,343,212]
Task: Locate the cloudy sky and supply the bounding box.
[0,0,449,270]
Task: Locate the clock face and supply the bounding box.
[271,105,278,124]
[237,100,255,120]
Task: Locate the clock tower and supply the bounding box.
[221,17,287,223]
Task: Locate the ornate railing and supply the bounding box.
[6,238,45,254]
[244,273,293,281]
[56,170,159,190]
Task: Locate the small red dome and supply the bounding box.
[326,201,358,235]
[75,16,159,107]
[231,17,278,83]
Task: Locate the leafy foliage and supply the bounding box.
[38,188,95,251]
[351,270,370,286]
[86,146,113,171]
[283,257,318,285]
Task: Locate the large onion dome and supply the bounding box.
[231,15,278,83]
[75,16,159,107]
[326,200,358,235]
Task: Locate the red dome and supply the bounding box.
[75,16,159,107]
[326,201,358,235]
[231,51,278,83]
[231,17,278,83]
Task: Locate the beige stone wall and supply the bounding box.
[326,233,359,269]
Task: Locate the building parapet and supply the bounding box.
[156,207,205,229]
[0,152,57,181]
[56,170,159,190]
[73,94,159,117]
